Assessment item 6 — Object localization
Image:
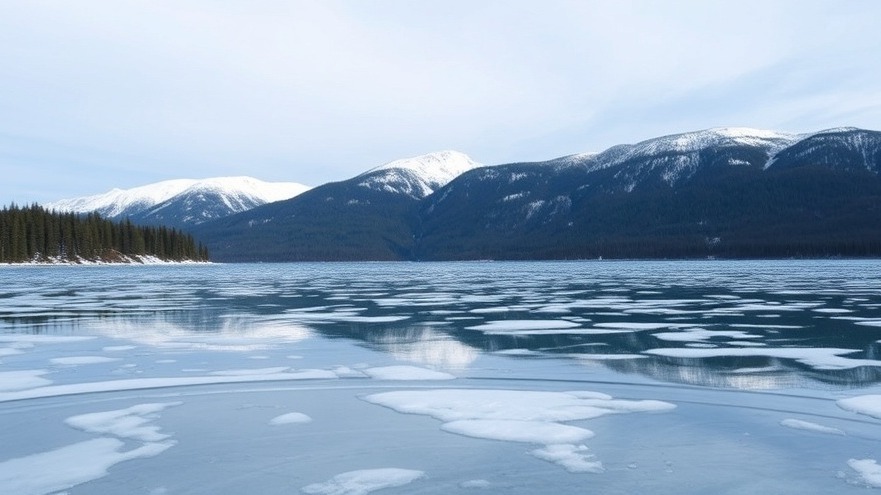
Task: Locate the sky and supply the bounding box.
[2,0,881,204]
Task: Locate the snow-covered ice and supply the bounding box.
[837,395,881,419]
[65,402,181,442]
[364,389,674,472]
[0,370,52,391]
[50,356,122,365]
[302,468,425,495]
[269,412,312,425]
[849,459,881,487]
[362,365,455,381]
[780,419,844,436]
[0,438,174,495]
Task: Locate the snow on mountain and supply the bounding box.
[599,127,799,167]
[583,127,801,189]
[356,151,481,199]
[47,179,198,218]
[47,177,311,224]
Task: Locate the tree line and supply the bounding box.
[0,204,209,263]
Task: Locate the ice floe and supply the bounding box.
[530,444,603,473]
[0,370,339,403]
[209,366,290,376]
[460,479,491,488]
[364,389,674,473]
[643,347,879,370]
[0,438,174,495]
[837,394,881,419]
[0,401,178,494]
[65,402,181,441]
[848,459,881,487]
[302,468,425,495]
[652,328,760,342]
[50,356,122,365]
[465,320,582,333]
[363,365,455,381]
[442,419,593,444]
[779,418,844,435]
[269,412,312,425]
[0,370,52,391]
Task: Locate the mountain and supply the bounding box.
[192,127,881,262]
[191,151,481,261]
[47,177,310,229]
[415,127,881,259]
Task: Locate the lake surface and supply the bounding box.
[3,260,881,494]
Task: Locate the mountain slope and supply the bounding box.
[47,177,310,228]
[193,151,481,261]
[415,127,881,259]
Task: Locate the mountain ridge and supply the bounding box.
[47,176,310,228]
[191,126,881,261]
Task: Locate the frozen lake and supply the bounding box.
[3,260,881,494]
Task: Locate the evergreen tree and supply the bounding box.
[0,204,209,263]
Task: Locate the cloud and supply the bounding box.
[1,1,880,203]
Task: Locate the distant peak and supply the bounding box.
[366,150,479,174]
[356,150,482,198]
[812,126,864,135]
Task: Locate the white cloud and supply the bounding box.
[2,1,880,203]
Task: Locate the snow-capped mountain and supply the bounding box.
[47,177,310,228]
[356,151,481,199]
[192,127,881,262]
[191,150,482,261]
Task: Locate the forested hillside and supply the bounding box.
[0,204,209,263]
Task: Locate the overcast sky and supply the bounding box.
[3,0,880,204]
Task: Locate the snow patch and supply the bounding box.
[364,389,673,472]
[466,320,581,333]
[780,418,844,436]
[65,402,181,442]
[0,370,52,391]
[363,365,455,381]
[50,356,121,365]
[302,468,425,495]
[269,412,312,425]
[530,444,604,473]
[0,438,174,495]
[838,395,881,419]
[849,459,881,488]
